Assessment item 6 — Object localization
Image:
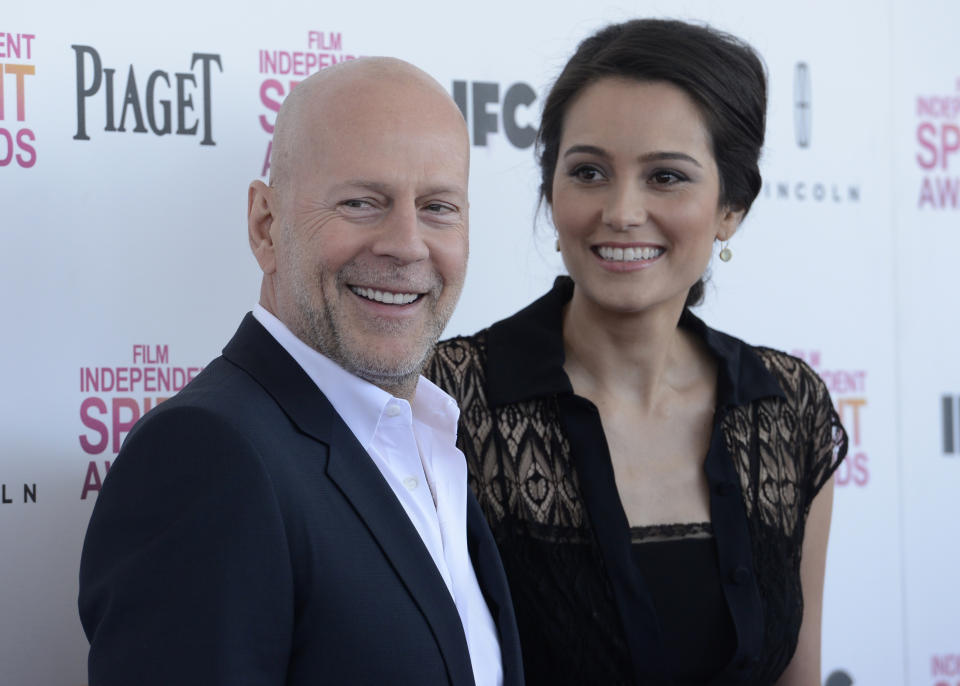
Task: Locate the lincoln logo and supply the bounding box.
[943,395,959,455]
[794,61,812,148]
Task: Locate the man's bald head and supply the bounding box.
[268,57,467,200]
[246,57,470,399]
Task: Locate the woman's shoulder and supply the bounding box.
[429,330,489,373]
[749,345,832,411]
[424,331,490,403]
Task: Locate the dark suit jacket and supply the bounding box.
[79,314,523,686]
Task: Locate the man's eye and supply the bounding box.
[425,202,454,213]
[342,199,371,209]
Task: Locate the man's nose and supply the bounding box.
[601,182,648,231]
[370,203,430,263]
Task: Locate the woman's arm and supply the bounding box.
[775,475,835,686]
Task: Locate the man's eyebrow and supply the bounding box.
[333,181,467,196]
[335,180,391,194]
[562,145,702,168]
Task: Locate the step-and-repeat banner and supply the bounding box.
[2,0,957,684]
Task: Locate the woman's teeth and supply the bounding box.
[596,246,664,262]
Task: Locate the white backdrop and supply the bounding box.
[1,1,957,684]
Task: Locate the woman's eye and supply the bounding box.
[650,170,686,185]
[571,165,604,182]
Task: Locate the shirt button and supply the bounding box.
[385,405,402,417]
[403,477,418,491]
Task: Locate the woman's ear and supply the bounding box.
[716,205,745,242]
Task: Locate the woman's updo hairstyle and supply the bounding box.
[537,19,767,306]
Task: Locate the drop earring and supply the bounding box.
[555,238,561,252]
[719,240,732,262]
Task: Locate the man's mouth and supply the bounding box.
[348,286,423,305]
[593,246,665,262]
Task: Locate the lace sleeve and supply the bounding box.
[801,361,848,512]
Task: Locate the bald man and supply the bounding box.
[78,58,523,686]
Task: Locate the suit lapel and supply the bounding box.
[325,419,476,686]
[466,494,524,686]
[223,314,476,686]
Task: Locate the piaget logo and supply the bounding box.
[71,46,222,144]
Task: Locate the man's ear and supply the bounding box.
[716,204,745,242]
[248,180,277,274]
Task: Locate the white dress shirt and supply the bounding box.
[252,305,503,686]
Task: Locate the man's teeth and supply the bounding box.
[596,246,664,262]
[350,286,420,305]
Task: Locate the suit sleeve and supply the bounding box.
[79,405,294,686]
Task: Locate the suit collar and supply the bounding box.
[485,276,784,409]
[222,313,336,445]
[222,314,514,686]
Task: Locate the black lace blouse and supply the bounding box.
[425,277,848,685]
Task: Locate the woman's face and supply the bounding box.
[551,77,741,316]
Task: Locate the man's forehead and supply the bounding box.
[271,58,467,192]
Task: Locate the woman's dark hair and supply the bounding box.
[538,19,767,306]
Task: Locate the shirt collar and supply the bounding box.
[484,276,785,409]
[252,304,460,451]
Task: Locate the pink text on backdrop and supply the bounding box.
[793,349,869,487]
[916,79,960,209]
[78,345,203,499]
[257,31,359,177]
[0,33,37,168]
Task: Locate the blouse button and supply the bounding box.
[714,481,736,497]
[730,565,751,585]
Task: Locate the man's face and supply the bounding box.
[268,86,469,394]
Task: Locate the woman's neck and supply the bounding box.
[562,287,709,410]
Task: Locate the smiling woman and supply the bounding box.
[427,18,848,686]
[551,78,741,317]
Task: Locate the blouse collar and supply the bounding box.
[484,276,785,409]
